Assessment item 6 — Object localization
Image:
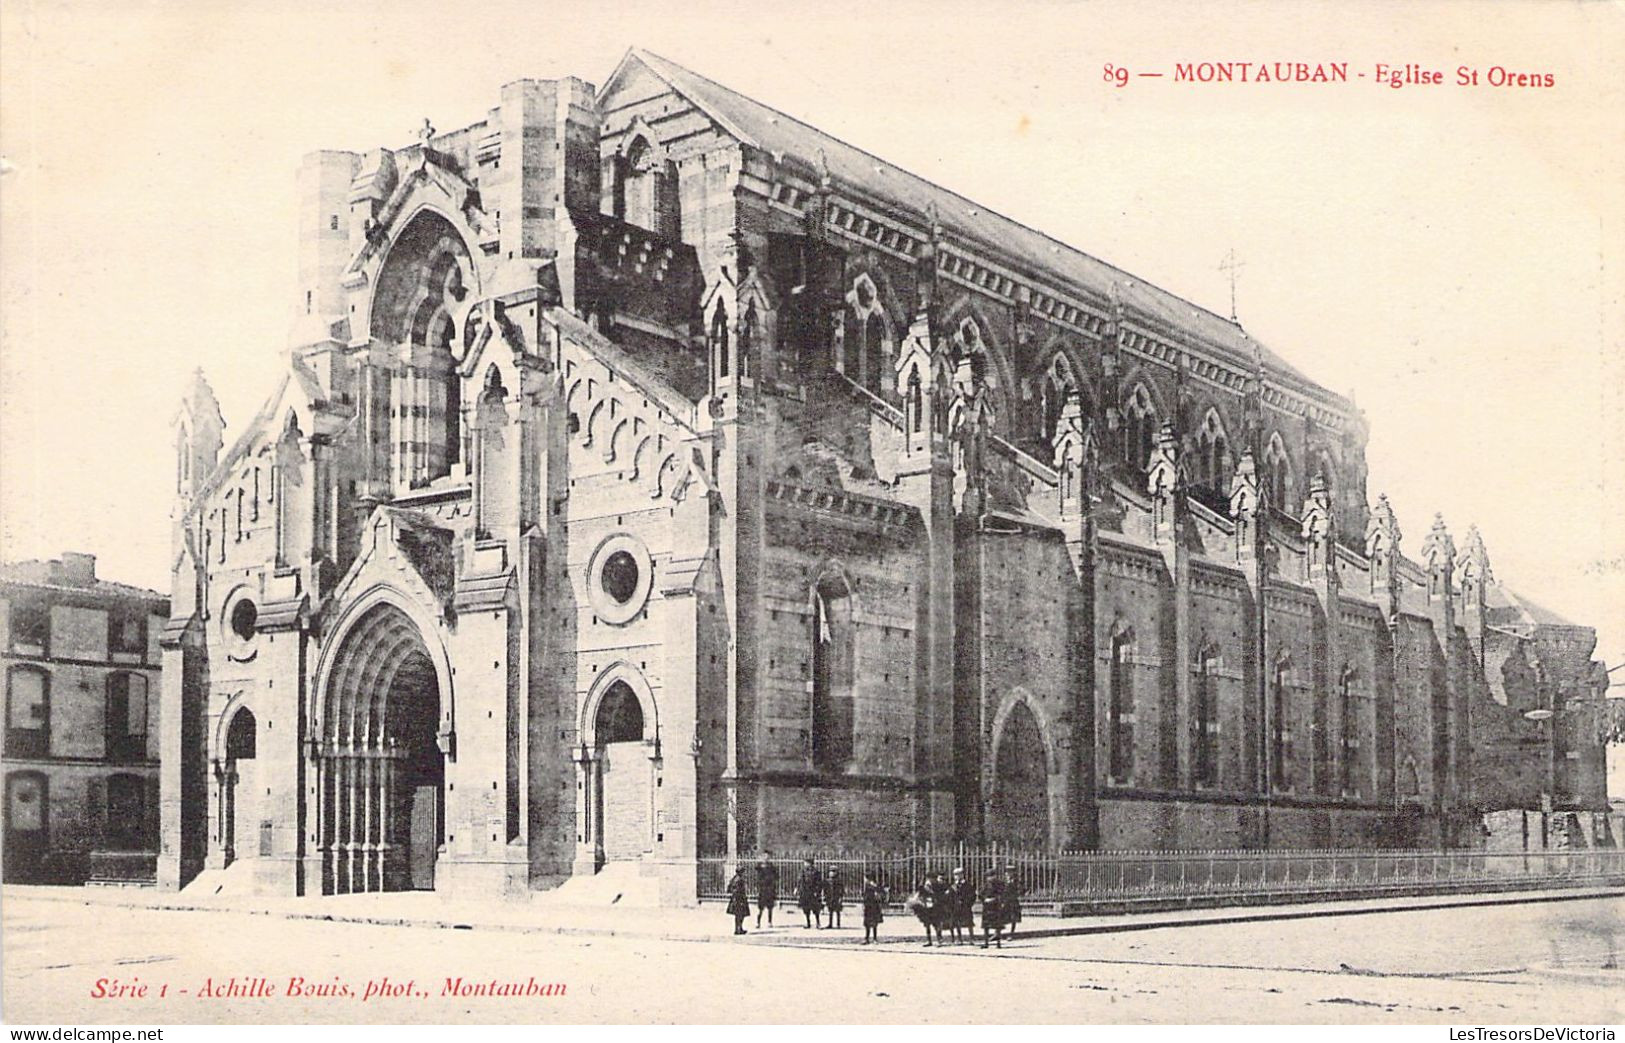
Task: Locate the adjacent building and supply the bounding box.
[159,50,1610,902]
[3,553,167,883]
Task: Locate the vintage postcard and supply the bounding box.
[1,0,1621,1029]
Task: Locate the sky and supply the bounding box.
[2,0,1621,706]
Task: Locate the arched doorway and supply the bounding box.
[593,680,652,862]
[989,701,1051,849]
[222,708,257,865]
[318,603,445,894]
[3,772,47,882]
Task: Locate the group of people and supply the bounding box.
[724,856,887,941]
[723,857,1022,948]
[906,864,1022,949]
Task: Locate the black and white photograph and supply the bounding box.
[1,0,1621,1029]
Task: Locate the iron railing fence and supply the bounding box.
[697,846,1625,908]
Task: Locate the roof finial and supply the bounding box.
[1219,248,1246,323]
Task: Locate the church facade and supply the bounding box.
[158,50,1611,901]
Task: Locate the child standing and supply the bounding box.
[861,873,886,945]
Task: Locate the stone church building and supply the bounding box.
[158,50,1611,901]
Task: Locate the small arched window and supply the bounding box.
[1123,385,1158,472]
[739,301,758,381]
[906,364,924,434]
[842,275,892,395]
[710,303,730,381]
[1108,630,1135,784]
[810,574,855,770]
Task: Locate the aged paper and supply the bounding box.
[1,0,1621,1028]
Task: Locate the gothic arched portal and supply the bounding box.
[592,679,654,863]
[989,701,1051,850]
[317,603,444,894]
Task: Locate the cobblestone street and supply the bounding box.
[2,890,1619,1024]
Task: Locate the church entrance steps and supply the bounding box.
[180,860,258,898]
[543,860,662,908]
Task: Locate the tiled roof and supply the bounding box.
[627,49,1328,397]
[0,560,167,602]
[1486,582,1584,630]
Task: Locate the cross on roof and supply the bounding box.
[1219,249,1246,323]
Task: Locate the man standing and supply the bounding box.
[822,864,845,929]
[947,867,976,945]
[754,853,779,928]
[1004,862,1023,938]
[797,857,824,929]
[980,866,1008,949]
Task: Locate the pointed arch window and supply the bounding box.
[810,574,855,770]
[1263,433,1292,514]
[1124,385,1158,472]
[1195,409,1231,496]
[1314,450,1337,504]
[739,301,758,381]
[710,303,730,381]
[840,274,893,395]
[1108,630,1136,784]
[905,364,924,434]
[1339,667,1359,796]
[1043,354,1085,447]
[1271,658,1294,791]
[1193,648,1221,787]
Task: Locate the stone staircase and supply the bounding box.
[180,860,258,898]
[541,861,662,908]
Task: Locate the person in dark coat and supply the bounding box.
[754,855,779,928]
[907,876,939,945]
[725,868,752,935]
[1003,862,1023,937]
[979,867,1008,949]
[861,873,886,944]
[947,867,976,945]
[924,871,949,944]
[822,865,845,929]
[797,858,824,929]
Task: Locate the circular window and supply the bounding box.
[588,534,652,625]
[230,599,258,641]
[222,590,260,660]
[600,551,640,604]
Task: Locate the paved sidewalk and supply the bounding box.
[8,882,1621,949]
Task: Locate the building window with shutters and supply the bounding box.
[8,601,50,656]
[108,611,148,659]
[5,667,49,758]
[105,673,149,763]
